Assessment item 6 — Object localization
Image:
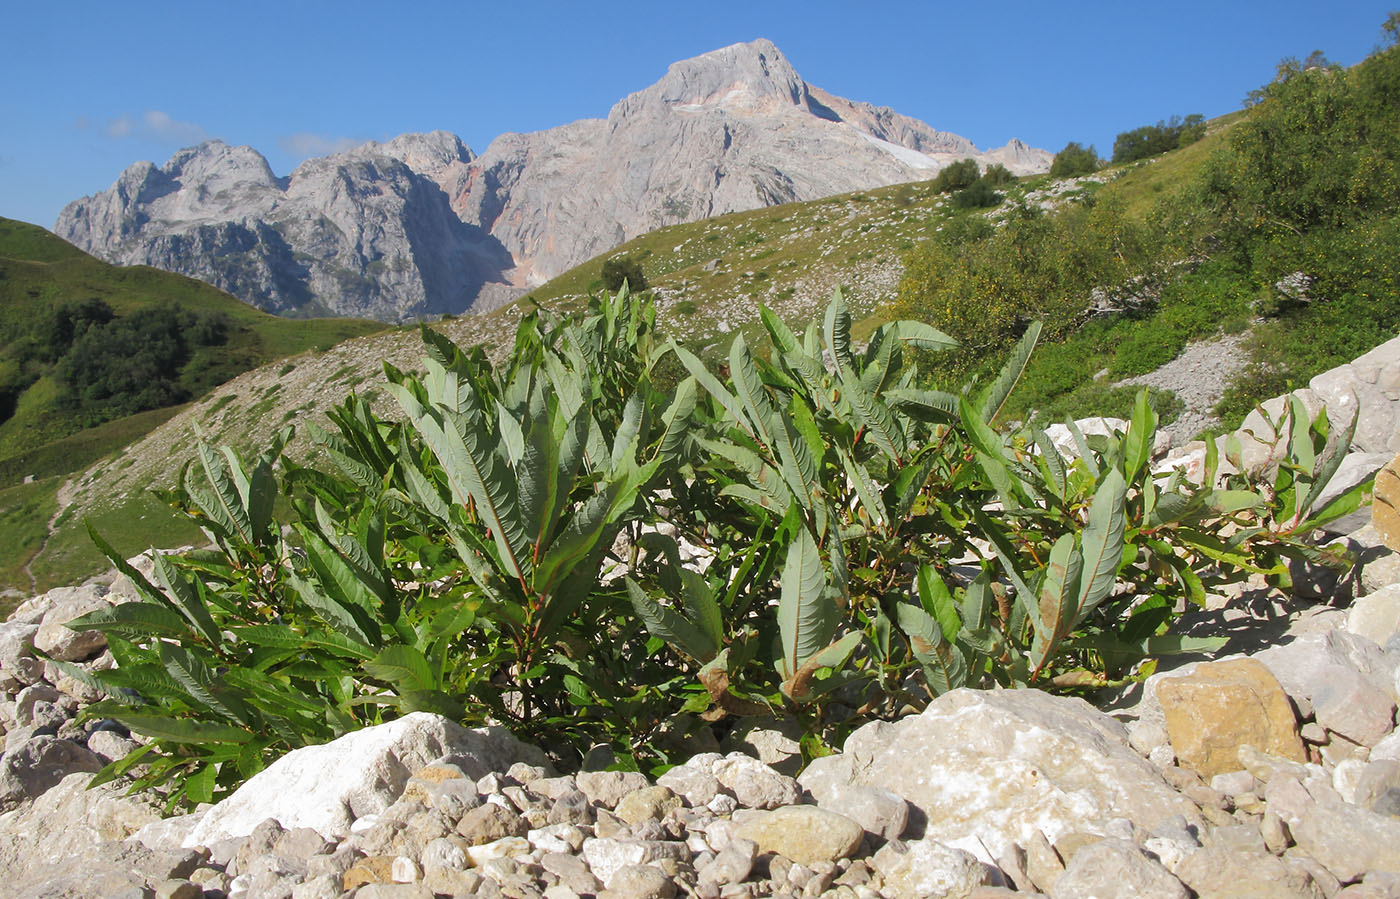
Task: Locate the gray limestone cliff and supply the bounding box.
[56,40,1050,320]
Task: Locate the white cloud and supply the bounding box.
[101,109,208,143]
[277,132,363,158]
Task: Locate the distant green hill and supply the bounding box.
[0,218,385,592]
[0,218,384,485]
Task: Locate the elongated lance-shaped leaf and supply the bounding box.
[650,376,697,466]
[66,601,189,642]
[39,657,141,706]
[495,400,527,469]
[959,396,1024,509]
[196,441,253,544]
[362,645,437,694]
[1299,403,1358,522]
[782,349,833,406]
[896,602,967,696]
[961,568,994,631]
[777,522,837,677]
[979,320,1042,424]
[888,319,960,352]
[1030,424,1068,501]
[289,573,374,648]
[540,405,590,550]
[916,564,962,643]
[823,289,855,375]
[625,578,718,663]
[516,401,560,549]
[1064,417,1101,477]
[769,403,824,530]
[84,525,172,608]
[700,436,795,511]
[669,342,750,431]
[152,554,222,647]
[680,568,724,651]
[1074,468,1127,626]
[229,625,376,660]
[298,525,385,640]
[859,325,898,395]
[1122,389,1157,483]
[781,630,863,702]
[115,715,253,745]
[841,366,905,462]
[730,334,781,449]
[159,643,249,726]
[1033,534,1082,664]
[973,510,1038,612]
[1287,394,1316,475]
[532,481,624,603]
[611,382,649,468]
[387,380,532,585]
[759,303,801,355]
[838,447,888,529]
[885,387,959,420]
[397,443,453,523]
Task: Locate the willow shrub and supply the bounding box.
[64,286,1369,806]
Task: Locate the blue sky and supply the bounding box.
[4,1,1396,229]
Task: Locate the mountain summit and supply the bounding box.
[56,40,1050,320]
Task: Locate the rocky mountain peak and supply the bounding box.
[56,40,1052,320]
[367,131,475,176]
[634,38,809,116]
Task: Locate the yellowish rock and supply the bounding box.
[1374,454,1400,552]
[1158,658,1306,779]
[733,805,864,866]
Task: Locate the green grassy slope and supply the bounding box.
[0,218,384,485]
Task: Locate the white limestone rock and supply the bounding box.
[182,713,547,847]
[797,689,1203,865]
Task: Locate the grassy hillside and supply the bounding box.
[0,218,384,484]
[0,219,386,595]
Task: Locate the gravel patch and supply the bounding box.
[1114,331,1252,447]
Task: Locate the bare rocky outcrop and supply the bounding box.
[55,40,1049,320]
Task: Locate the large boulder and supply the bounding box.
[1155,658,1306,778]
[182,713,549,847]
[1308,334,1400,457]
[797,689,1203,864]
[0,771,166,896]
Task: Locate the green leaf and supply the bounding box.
[759,304,801,355]
[389,381,532,584]
[896,601,966,696]
[197,441,254,543]
[781,630,863,702]
[916,564,962,643]
[1033,534,1082,666]
[777,524,836,676]
[159,643,247,726]
[66,602,189,641]
[979,320,1041,424]
[625,578,718,663]
[841,367,905,462]
[228,625,375,660]
[152,555,222,647]
[1122,389,1157,483]
[672,343,751,433]
[887,319,959,352]
[1075,469,1127,623]
[1299,405,1359,520]
[838,448,889,529]
[116,715,253,745]
[651,377,698,466]
[362,645,437,694]
[823,289,854,375]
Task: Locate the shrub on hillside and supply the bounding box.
[1111,114,1206,164]
[1049,141,1101,177]
[931,158,981,193]
[601,255,647,293]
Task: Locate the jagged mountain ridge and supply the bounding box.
[56,39,1051,320]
